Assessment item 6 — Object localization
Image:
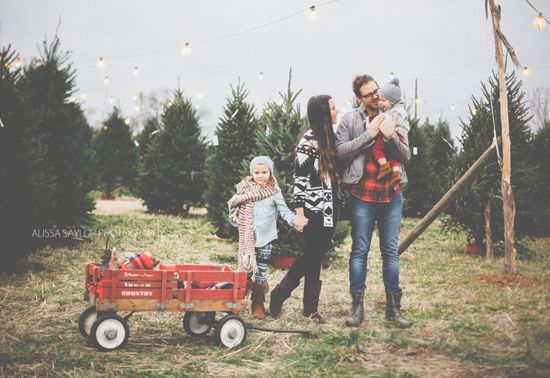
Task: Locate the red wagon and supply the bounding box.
[79,262,248,350]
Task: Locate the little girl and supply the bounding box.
[228,156,306,319]
[373,77,410,188]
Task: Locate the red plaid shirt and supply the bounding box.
[351,133,401,203]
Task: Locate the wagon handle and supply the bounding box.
[105,232,116,251]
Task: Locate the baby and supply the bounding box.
[373,77,410,187]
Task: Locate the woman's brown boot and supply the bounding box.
[269,273,300,319]
[303,280,325,324]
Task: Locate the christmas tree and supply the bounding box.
[137,90,207,216]
[205,82,258,238]
[16,38,96,229]
[93,108,138,197]
[445,72,534,249]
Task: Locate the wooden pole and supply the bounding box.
[488,0,517,274]
[398,138,501,255]
[414,78,418,119]
[485,198,494,262]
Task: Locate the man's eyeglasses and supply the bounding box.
[359,88,379,100]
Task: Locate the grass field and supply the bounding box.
[0,201,548,377]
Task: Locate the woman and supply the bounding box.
[269,95,340,323]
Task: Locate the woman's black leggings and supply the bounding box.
[287,210,335,284]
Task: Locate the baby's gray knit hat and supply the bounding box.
[250,156,274,175]
[379,77,403,104]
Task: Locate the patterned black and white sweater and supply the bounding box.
[294,130,336,228]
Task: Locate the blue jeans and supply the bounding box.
[349,193,403,294]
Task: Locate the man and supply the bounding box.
[335,74,411,328]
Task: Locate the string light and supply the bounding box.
[535,12,546,29]
[80,92,87,100]
[522,66,529,76]
[308,5,319,20]
[109,96,115,104]
[134,105,140,112]
[134,140,140,147]
[181,42,192,56]
[124,118,130,125]
[133,66,139,75]
[472,108,477,116]
[415,97,422,105]
[68,96,76,103]
[167,101,173,107]
[96,57,106,69]
[389,72,395,80]
[14,57,23,68]
[103,76,110,85]
[258,72,264,80]
[194,104,200,111]
[450,104,456,111]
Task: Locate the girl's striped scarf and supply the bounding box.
[228,179,279,273]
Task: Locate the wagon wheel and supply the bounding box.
[183,311,215,336]
[78,306,98,338]
[215,314,247,348]
[88,314,129,351]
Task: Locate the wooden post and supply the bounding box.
[488,0,517,274]
[414,78,418,119]
[398,139,501,255]
[485,198,494,262]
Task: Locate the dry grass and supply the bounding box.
[0,203,549,377]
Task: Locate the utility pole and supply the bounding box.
[414,78,418,119]
[487,0,522,274]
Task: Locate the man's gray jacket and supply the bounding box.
[335,104,411,185]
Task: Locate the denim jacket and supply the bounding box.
[253,192,296,247]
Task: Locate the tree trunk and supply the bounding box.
[485,198,494,262]
[489,0,517,274]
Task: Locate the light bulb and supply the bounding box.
[308,5,318,20]
[96,57,105,69]
[124,118,130,125]
[133,66,139,75]
[14,57,23,68]
[472,108,477,116]
[389,72,395,80]
[103,76,110,85]
[522,67,529,76]
[258,72,264,80]
[109,97,114,104]
[181,42,192,56]
[415,97,422,105]
[450,104,456,111]
[81,92,87,100]
[134,106,140,112]
[535,12,546,30]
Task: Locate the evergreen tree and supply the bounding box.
[205,82,258,238]
[445,72,534,249]
[527,121,550,235]
[402,117,432,217]
[16,38,96,228]
[137,90,207,216]
[136,116,160,157]
[0,45,55,262]
[422,119,457,207]
[93,108,138,197]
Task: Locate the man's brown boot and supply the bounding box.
[251,281,268,319]
[377,162,392,180]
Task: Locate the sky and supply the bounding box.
[2,0,549,143]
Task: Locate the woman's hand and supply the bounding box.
[295,214,309,232]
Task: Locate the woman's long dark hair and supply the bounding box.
[306,95,339,183]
